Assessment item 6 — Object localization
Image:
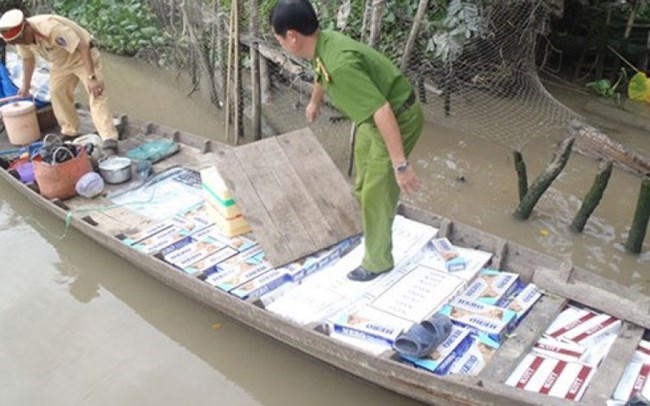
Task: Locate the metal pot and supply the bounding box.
[98,156,132,184]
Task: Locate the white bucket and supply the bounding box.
[0,98,41,146]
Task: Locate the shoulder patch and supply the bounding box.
[55,36,67,47]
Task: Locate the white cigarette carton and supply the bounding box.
[556,314,621,348]
[504,283,542,326]
[532,336,588,364]
[369,265,465,323]
[439,296,517,348]
[230,268,291,300]
[281,235,361,282]
[130,226,191,255]
[329,305,412,346]
[506,353,596,401]
[612,362,650,402]
[185,246,238,275]
[206,248,272,292]
[544,306,599,340]
[447,335,496,376]
[417,246,492,283]
[462,268,519,306]
[429,238,466,271]
[400,325,473,375]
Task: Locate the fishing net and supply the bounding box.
[30,0,582,152]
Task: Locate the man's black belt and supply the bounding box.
[395,90,416,117]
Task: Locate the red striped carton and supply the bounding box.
[612,362,650,402]
[506,353,595,400]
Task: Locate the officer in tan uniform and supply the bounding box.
[271,0,424,282]
[0,9,119,154]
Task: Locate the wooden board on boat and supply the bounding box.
[212,128,363,267]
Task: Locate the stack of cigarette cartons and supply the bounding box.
[505,304,622,401]
[460,268,520,306]
[505,353,596,401]
[118,214,212,255]
[502,283,542,327]
[280,235,362,282]
[439,295,518,348]
[200,166,251,237]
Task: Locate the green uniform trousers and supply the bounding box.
[354,101,423,273]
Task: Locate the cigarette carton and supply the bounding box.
[230,268,291,300]
[129,225,190,255]
[160,235,227,268]
[400,325,473,375]
[281,235,361,282]
[207,248,273,292]
[612,362,650,402]
[544,306,599,339]
[504,283,542,326]
[329,305,412,346]
[506,353,596,401]
[439,296,517,347]
[447,335,496,376]
[184,246,238,275]
[429,238,466,271]
[555,313,621,348]
[532,337,588,364]
[416,246,492,282]
[462,268,519,306]
[369,265,465,323]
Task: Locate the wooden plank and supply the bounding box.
[277,129,362,239]
[479,294,568,382]
[233,140,316,259]
[212,145,295,264]
[533,266,650,329]
[249,138,337,249]
[215,129,362,266]
[581,321,644,405]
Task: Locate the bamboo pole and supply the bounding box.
[513,150,528,202]
[234,0,243,144]
[250,0,262,141]
[400,0,429,71]
[570,161,613,233]
[224,3,235,143]
[625,174,650,254]
[368,0,386,48]
[514,137,575,220]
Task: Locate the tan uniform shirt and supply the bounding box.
[17,15,92,70]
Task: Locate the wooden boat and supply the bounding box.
[1,109,649,406]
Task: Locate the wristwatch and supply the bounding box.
[394,161,410,174]
[88,74,97,81]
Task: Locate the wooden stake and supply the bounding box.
[570,160,613,233]
[625,174,650,254]
[224,3,235,143]
[514,137,575,220]
[513,150,528,202]
[400,0,429,71]
[233,0,242,145]
[250,0,262,141]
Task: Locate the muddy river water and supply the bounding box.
[1,53,648,405]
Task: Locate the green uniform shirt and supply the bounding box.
[313,30,412,125]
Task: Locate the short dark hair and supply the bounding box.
[270,0,319,37]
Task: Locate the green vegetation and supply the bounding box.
[53,0,167,56]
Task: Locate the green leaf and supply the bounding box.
[628,72,650,103]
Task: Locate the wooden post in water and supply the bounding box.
[513,150,528,202]
[570,160,613,233]
[625,174,650,254]
[514,137,575,220]
[249,0,262,141]
[224,2,235,143]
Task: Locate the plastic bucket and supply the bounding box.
[0,97,41,146]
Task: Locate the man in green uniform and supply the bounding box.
[271,0,423,282]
